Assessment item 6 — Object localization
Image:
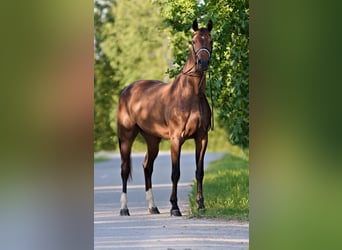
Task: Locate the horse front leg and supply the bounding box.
[170,137,182,216]
[195,134,208,210]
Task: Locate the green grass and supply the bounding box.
[94,156,110,163]
[189,154,249,220]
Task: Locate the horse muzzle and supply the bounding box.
[194,46,211,72]
[196,58,210,71]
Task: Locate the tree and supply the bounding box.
[95,0,249,151]
[101,0,170,86]
[94,0,117,151]
[156,0,249,149]
[94,0,170,151]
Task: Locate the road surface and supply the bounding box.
[94,151,249,249]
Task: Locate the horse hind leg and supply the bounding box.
[142,134,161,214]
[118,125,138,216]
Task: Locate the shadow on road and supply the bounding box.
[94,152,249,249]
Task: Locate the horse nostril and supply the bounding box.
[197,58,210,69]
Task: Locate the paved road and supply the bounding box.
[94,151,249,250]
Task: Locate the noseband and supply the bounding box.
[182,45,212,77]
[193,46,211,60]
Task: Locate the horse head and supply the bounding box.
[192,19,213,72]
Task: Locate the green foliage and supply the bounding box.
[211,0,249,149]
[94,155,110,163]
[101,0,170,85]
[157,0,199,77]
[156,0,249,149]
[94,0,249,152]
[189,154,249,220]
[94,0,170,151]
[94,0,117,151]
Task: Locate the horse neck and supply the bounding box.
[173,52,206,95]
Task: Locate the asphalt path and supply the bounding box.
[94,151,249,250]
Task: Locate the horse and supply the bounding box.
[117,19,213,216]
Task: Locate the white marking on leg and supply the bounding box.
[146,188,156,209]
[120,193,128,209]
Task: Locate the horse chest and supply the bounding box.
[185,112,201,135]
[169,103,205,138]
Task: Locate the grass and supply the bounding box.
[94,155,110,163]
[189,154,249,220]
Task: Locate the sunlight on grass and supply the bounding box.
[189,154,249,220]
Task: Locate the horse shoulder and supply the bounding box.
[189,94,211,129]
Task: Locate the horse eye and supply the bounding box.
[192,40,195,44]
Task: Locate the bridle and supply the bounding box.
[181,42,215,131]
[193,46,211,63]
[182,44,212,77]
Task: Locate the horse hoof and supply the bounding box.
[148,207,160,214]
[170,209,182,216]
[198,204,205,210]
[198,207,206,214]
[120,208,130,216]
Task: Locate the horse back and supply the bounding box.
[118,80,171,138]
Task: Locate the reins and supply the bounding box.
[208,71,214,131]
[181,64,202,77]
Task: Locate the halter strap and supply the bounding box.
[194,47,211,58]
[182,46,211,77]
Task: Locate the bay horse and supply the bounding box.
[117,19,213,216]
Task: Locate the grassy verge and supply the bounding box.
[94,156,110,163]
[189,154,249,220]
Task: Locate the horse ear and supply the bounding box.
[207,19,213,32]
[192,19,198,31]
